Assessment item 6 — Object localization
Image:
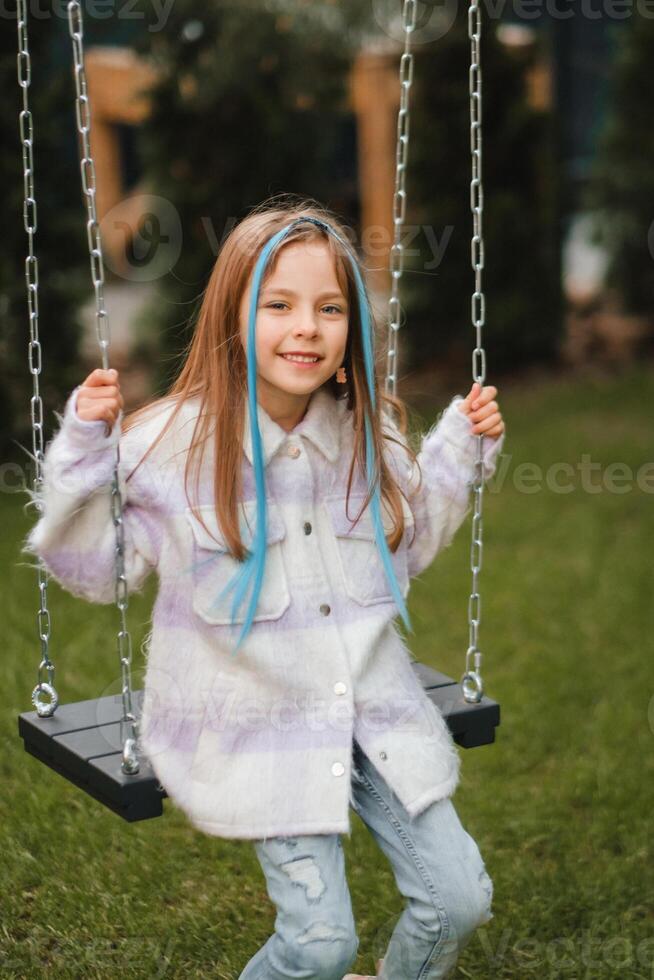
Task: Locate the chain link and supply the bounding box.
[461,0,488,704]
[66,1,140,772]
[17,0,59,719]
[384,0,416,403]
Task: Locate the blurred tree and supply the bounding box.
[403,17,562,376]
[585,16,654,321]
[1,12,90,463]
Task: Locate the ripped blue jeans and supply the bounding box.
[238,738,494,980]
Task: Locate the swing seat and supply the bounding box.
[411,662,500,748]
[17,691,167,822]
[17,663,498,823]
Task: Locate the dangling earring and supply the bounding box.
[336,365,347,384]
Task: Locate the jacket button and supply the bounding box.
[331,762,345,777]
[379,751,387,761]
[287,444,301,458]
[319,604,331,616]
[303,522,312,535]
[334,682,347,695]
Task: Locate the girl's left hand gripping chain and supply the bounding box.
[458,381,505,438]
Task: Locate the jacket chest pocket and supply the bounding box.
[324,494,414,606]
[184,500,290,625]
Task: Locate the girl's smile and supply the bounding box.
[277,352,324,368]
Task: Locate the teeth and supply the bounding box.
[281,354,319,363]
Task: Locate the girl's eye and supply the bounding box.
[266,302,344,314]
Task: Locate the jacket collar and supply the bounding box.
[243,386,344,468]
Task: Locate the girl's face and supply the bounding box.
[238,239,349,412]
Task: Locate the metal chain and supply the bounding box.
[384,0,416,403]
[383,1,489,702]
[17,0,59,719]
[461,0,488,704]
[66,1,140,773]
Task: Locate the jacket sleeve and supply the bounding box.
[402,396,506,580]
[19,385,165,605]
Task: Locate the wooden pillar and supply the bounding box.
[350,47,401,304]
[81,47,160,277]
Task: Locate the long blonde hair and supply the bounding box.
[123,194,421,560]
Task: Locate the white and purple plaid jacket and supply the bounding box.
[22,384,505,840]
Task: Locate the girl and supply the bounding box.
[22,197,505,979]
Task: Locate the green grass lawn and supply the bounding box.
[2,363,653,979]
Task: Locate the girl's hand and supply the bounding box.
[457,381,505,438]
[75,368,124,432]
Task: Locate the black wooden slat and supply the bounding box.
[411,662,461,690]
